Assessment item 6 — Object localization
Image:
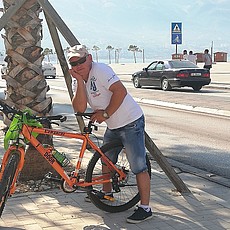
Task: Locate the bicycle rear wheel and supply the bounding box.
[85,141,151,213]
[0,151,20,217]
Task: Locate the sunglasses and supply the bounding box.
[69,56,88,67]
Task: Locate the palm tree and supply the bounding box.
[142,48,145,63]
[2,0,54,180]
[115,48,122,63]
[43,47,53,62]
[135,48,145,63]
[128,45,140,63]
[106,45,114,64]
[92,45,100,62]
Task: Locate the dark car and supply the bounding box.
[131,60,211,91]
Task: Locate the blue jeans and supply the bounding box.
[103,115,147,174]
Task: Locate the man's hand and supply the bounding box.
[91,110,108,124]
[69,68,83,81]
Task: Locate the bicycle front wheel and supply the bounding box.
[0,151,20,217]
[85,141,151,213]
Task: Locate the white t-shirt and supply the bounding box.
[183,54,188,60]
[204,53,212,65]
[85,62,143,129]
[187,54,197,64]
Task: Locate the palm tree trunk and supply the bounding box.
[133,51,137,63]
[108,50,111,64]
[2,0,55,181]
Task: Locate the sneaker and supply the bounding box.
[85,191,114,202]
[127,206,152,224]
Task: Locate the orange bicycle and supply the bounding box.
[0,100,151,216]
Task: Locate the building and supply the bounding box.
[214,52,227,62]
[172,54,183,60]
[194,53,204,63]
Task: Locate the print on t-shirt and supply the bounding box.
[90,76,101,97]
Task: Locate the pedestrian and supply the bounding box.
[183,49,188,60]
[187,51,197,65]
[68,45,152,224]
[203,49,212,70]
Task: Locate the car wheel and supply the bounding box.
[192,85,202,91]
[133,77,141,88]
[161,78,171,91]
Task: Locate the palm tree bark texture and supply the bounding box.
[2,0,56,181]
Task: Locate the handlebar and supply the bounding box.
[0,99,20,117]
[75,112,95,119]
[0,99,67,123]
[0,100,100,134]
[75,112,98,133]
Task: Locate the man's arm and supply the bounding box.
[91,80,127,123]
[105,80,127,116]
[70,69,88,112]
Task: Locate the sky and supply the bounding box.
[1,0,230,62]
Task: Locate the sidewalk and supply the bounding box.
[0,62,230,229]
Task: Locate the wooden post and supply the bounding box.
[38,0,86,132]
[145,132,190,193]
[44,12,85,133]
[37,0,80,46]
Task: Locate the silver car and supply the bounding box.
[42,62,56,79]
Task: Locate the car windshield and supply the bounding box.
[169,60,198,69]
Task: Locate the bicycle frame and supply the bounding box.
[0,123,127,196]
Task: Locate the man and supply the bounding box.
[183,49,188,60]
[203,49,212,70]
[68,45,152,223]
[187,50,197,65]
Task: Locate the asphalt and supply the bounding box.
[0,63,230,229]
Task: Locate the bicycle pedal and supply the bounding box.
[44,172,61,182]
[104,195,115,202]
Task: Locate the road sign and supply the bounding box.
[172,33,182,45]
[171,22,182,45]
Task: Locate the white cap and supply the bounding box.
[67,45,89,61]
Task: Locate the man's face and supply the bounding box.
[69,54,92,80]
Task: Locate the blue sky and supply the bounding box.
[1,0,230,61]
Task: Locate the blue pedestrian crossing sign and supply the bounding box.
[171,22,182,45]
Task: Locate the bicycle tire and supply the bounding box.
[85,141,151,213]
[0,152,20,217]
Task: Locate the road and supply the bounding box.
[142,104,230,178]
[46,76,230,179]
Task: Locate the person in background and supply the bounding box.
[203,49,212,70]
[187,51,197,65]
[183,50,188,60]
[68,45,152,224]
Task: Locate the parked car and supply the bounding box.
[0,63,7,76]
[42,62,56,79]
[131,60,211,91]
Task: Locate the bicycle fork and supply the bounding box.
[0,145,25,195]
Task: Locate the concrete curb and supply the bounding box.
[134,97,230,117]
